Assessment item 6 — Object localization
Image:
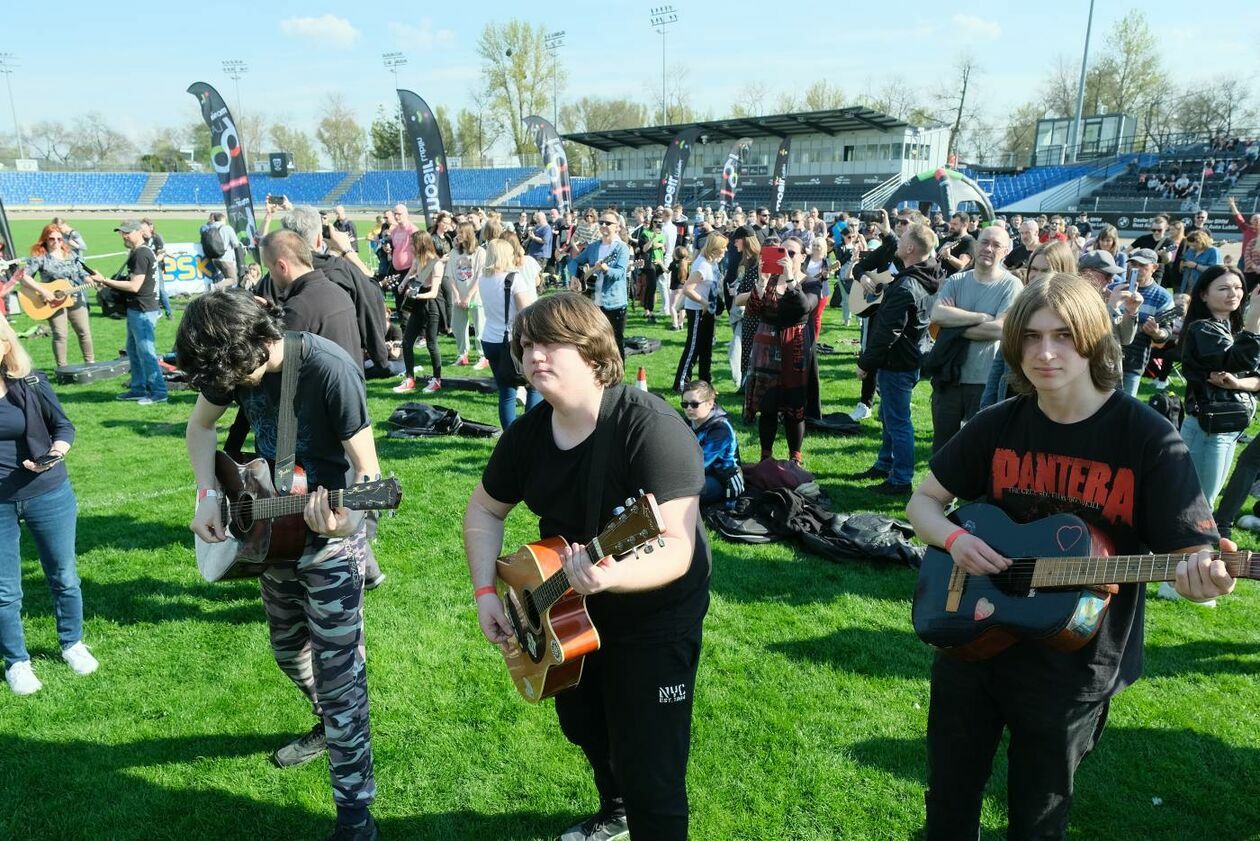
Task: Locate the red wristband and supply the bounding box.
[943,527,969,552]
[474,586,497,600]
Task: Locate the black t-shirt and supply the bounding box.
[1004,243,1031,271]
[202,333,369,491]
[929,392,1217,701]
[124,245,159,311]
[940,233,978,266]
[481,385,710,642]
[1130,234,1174,284]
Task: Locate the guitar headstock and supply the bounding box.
[597,493,666,557]
[342,477,403,512]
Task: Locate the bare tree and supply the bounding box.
[25,121,75,164]
[729,82,770,118]
[315,94,366,170]
[803,80,844,111]
[559,96,651,176]
[477,20,564,154]
[69,113,136,167]
[935,54,980,160]
[270,123,320,171]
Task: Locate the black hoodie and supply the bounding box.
[859,259,941,373]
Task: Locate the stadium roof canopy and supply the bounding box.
[563,107,911,151]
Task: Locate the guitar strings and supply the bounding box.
[949,553,1251,585]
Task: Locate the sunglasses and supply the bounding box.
[785,250,800,257]
[599,220,617,226]
[680,400,704,408]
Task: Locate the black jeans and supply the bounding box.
[554,622,702,841]
[1215,433,1260,537]
[401,300,442,380]
[925,655,1110,841]
[930,383,986,453]
[641,264,659,312]
[674,309,714,392]
[602,306,626,361]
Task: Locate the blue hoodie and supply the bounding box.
[691,405,740,475]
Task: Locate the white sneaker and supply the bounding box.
[5,660,41,695]
[62,641,99,676]
[1156,581,1216,607]
[850,402,872,422]
[516,387,527,406]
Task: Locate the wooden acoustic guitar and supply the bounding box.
[195,451,403,582]
[495,493,666,703]
[847,269,893,318]
[912,503,1259,660]
[19,278,84,321]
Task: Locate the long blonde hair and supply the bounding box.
[0,318,33,378]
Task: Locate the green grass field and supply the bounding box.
[0,217,1257,840]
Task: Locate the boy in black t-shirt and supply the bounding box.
[98,220,167,404]
[178,292,382,841]
[464,293,709,841]
[906,272,1235,840]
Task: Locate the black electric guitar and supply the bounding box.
[912,503,1259,660]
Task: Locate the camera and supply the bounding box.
[858,210,884,223]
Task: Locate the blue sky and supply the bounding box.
[6,1,1258,154]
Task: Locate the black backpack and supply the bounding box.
[1148,390,1184,430]
[200,225,227,259]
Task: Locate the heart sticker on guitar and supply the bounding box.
[1055,525,1084,552]
[974,598,995,621]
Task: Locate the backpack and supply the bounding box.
[1147,390,1183,430]
[200,224,227,259]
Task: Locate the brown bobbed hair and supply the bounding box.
[511,293,624,387]
[1001,272,1121,394]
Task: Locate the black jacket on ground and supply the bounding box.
[275,269,362,365]
[859,259,941,373]
[311,251,390,371]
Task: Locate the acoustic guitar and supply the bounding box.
[495,493,667,703]
[194,451,403,583]
[19,279,83,321]
[847,269,894,318]
[912,503,1259,660]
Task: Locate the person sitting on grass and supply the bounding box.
[680,380,743,506]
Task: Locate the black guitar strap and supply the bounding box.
[583,385,622,541]
[273,331,303,495]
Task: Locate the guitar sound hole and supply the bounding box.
[991,561,1035,598]
[523,589,542,629]
[235,494,255,532]
[504,594,543,664]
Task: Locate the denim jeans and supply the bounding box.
[1121,370,1141,398]
[979,357,1010,409]
[1214,433,1260,536]
[874,368,920,485]
[483,340,542,429]
[126,308,167,398]
[0,479,82,667]
[1180,414,1240,505]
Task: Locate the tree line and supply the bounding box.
[0,11,1253,176]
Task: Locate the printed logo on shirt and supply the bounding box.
[456,256,473,282]
[659,683,688,704]
[990,448,1135,527]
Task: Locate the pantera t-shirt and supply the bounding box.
[482,385,709,642]
[929,391,1217,700]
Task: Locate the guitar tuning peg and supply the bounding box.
[624,497,635,508]
[657,537,665,548]
[612,506,625,517]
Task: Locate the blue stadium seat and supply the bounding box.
[0,171,148,205]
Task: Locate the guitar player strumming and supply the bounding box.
[178,291,382,841]
[906,272,1235,840]
[463,292,710,841]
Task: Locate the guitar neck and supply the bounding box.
[1030,551,1254,587]
[532,544,602,616]
[239,488,361,520]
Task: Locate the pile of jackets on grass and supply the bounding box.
[703,460,923,568]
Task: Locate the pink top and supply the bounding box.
[390,222,418,271]
[1234,212,1260,274]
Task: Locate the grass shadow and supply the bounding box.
[72,513,194,554]
[1144,639,1260,678]
[21,572,260,627]
[767,625,929,678]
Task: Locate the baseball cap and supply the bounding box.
[1077,250,1124,275]
[114,219,143,234]
[1128,248,1158,266]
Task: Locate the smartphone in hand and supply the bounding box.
[34,452,63,468]
[760,246,787,275]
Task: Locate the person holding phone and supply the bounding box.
[735,235,818,465]
[0,316,95,696]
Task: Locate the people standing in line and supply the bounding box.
[1179,265,1260,507]
[443,221,488,370]
[736,236,819,466]
[97,220,167,406]
[478,239,542,430]
[393,232,446,395]
[673,233,727,392]
[575,212,631,360]
[22,224,97,369]
[0,316,96,696]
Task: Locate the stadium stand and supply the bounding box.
[338,167,535,206]
[960,163,1096,208]
[0,171,148,205]
[503,177,601,208]
[154,172,345,205]
[1075,152,1257,212]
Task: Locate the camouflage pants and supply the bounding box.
[260,529,374,809]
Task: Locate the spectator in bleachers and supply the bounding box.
[1227,197,1260,292]
[1179,229,1219,294]
[22,224,96,369]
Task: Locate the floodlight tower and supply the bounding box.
[221,59,249,121]
[649,6,679,125]
[544,31,566,127]
[0,53,25,159]
[382,52,409,169]
[1067,0,1096,163]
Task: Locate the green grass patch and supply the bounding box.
[0,218,1256,839]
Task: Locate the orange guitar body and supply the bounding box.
[19,279,79,321]
[496,536,601,703]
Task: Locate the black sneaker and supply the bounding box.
[871,480,913,497]
[271,722,327,768]
[325,815,378,841]
[115,391,145,401]
[557,810,630,841]
[849,466,890,481]
[364,573,387,591]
